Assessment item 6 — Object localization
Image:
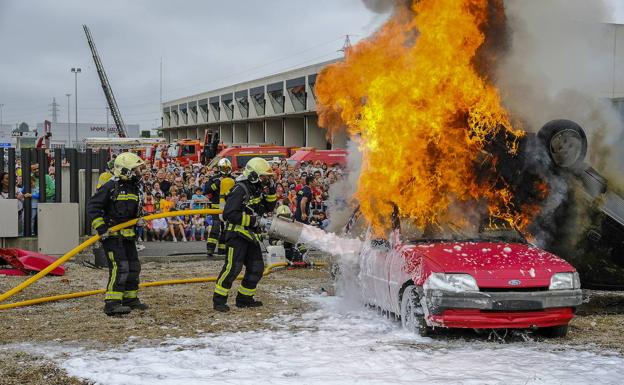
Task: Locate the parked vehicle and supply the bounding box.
[354,216,583,337]
[287,148,348,167]
[209,145,290,170]
[83,137,166,166]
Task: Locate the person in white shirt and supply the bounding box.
[151,216,169,241]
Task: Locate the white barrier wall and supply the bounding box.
[38,203,80,255]
[0,199,19,237]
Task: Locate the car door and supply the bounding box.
[359,237,388,307]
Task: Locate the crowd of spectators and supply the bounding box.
[2,155,343,239]
[137,158,343,242]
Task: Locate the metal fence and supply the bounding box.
[0,147,110,237]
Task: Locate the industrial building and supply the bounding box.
[34,122,140,149]
[160,59,348,149]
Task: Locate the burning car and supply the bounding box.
[356,218,583,337]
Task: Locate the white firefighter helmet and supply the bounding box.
[217,157,232,175]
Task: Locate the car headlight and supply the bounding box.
[424,273,479,292]
[549,272,581,290]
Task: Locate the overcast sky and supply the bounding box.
[0,0,623,133]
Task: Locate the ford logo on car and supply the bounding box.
[508,279,521,286]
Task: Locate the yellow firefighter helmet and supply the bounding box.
[113,152,145,180]
[243,157,273,183]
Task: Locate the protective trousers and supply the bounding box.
[206,216,226,254]
[213,235,264,304]
[102,237,141,303]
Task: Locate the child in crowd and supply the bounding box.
[191,214,206,241]
[191,187,207,209]
[150,213,169,241]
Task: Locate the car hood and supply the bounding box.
[411,242,574,289]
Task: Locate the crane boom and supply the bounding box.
[83,24,128,138]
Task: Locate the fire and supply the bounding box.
[316,0,540,234]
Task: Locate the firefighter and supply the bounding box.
[96,157,116,189]
[270,205,307,262]
[212,157,277,312]
[87,152,149,316]
[205,158,233,257]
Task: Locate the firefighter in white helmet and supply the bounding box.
[212,157,277,312]
[87,152,148,316]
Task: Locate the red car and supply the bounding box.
[357,219,583,337]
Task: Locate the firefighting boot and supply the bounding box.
[123,298,150,311]
[103,300,132,316]
[235,294,263,308]
[213,294,230,313]
[206,243,216,258]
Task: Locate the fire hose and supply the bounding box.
[0,208,324,310]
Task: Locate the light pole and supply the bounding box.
[65,93,71,147]
[71,67,81,146]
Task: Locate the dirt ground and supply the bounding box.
[0,258,332,384]
[1,258,623,384]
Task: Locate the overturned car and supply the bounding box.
[533,119,624,290]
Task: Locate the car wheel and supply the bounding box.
[400,285,430,337]
[539,324,569,338]
[537,119,587,170]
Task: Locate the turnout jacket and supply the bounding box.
[87,178,142,238]
[204,175,223,209]
[223,178,277,242]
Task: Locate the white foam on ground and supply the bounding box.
[9,295,624,385]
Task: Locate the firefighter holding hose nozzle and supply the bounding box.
[212,157,277,312]
[87,152,149,316]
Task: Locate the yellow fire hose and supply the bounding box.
[0,262,290,310]
[0,208,322,311]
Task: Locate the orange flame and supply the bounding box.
[317,0,532,233]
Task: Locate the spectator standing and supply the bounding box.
[294,176,315,224]
[31,163,55,201]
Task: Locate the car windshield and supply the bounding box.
[402,218,527,244]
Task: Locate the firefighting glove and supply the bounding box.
[255,215,270,231]
[99,228,112,240]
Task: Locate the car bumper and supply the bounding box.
[424,289,582,329]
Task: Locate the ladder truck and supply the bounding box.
[83,24,128,138]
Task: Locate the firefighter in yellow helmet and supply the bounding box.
[87,152,148,316]
[213,157,277,312]
[205,157,233,257]
[96,158,115,190]
[270,205,307,262]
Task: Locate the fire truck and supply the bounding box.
[83,137,166,166]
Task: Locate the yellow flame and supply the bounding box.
[316,0,530,233]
